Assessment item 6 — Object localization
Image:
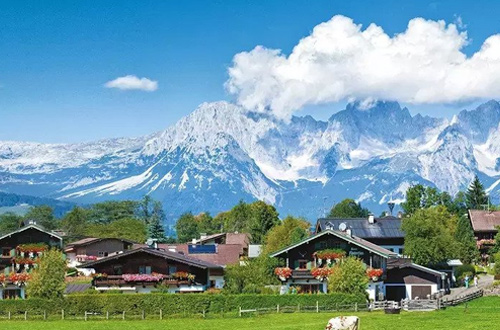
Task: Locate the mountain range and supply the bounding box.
[2,100,500,223]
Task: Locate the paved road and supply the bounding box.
[447,274,493,300]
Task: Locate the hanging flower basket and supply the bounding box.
[172,271,196,281]
[123,273,165,282]
[8,272,30,287]
[366,268,383,281]
[274,267,292,281]
[16,243,47,253]
[315,249,346,261]
[311,267,334,281]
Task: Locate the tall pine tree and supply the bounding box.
[466,175,488,210]
[147,201,167,243]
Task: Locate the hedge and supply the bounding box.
[0,293,366,315]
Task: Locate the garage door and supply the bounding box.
[411,285,431,299]
[385,286,406,301]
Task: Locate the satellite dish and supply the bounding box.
[339,222,347,232]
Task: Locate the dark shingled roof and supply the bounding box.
[468,210,500,232]
[316,216,404,238]
[80,247,223,270]
[270,229,398,259]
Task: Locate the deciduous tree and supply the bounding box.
[26,249,66,299]
[328,257,368,296]
[263,216,310,254]
[328,199,370,218]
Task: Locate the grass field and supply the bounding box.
[2,296,498,330]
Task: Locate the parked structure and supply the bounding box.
[81,247,223,293]
[315,215,405,255]
[0,222,63,299]
[270,228,446,300]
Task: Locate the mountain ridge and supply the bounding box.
[1,100,500,221]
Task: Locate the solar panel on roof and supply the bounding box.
[188,245,217,254]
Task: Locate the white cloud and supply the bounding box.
[226,15,500,120]
[104,75,158,92]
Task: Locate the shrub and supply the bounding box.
[455,264,476,279]
[493,252,500,276]
[0,293,366,315]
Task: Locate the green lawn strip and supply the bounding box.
[1,297,499,330]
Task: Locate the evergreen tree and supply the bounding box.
[248,201,280,244]
[0,212,22,235]
[466,175,488,209]
[26,249,66,299]
[328,199,370,218]
[147,201,167,242]
[455,215,479,264]
[401,184,425,216]
[61,207,89,241]
[227,200,252,232]
[24,205,57,230]
[175,212,200,243]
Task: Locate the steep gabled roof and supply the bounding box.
[80,247,223,270]
[65,237,136,251]
[0,223,62,243]
[468,210,500,232]
[270,229,398,259]
[316,217,404,238]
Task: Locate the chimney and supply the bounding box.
[191,238,197,245]
[368,215,375,224]
[346,228,352,237]
[397,211,403,219]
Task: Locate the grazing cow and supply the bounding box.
[325,316,360,330]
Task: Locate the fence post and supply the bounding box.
[355,302,358,312]
[84,312,87,322]
[24,311,27,321]
[297,304,300,312]
[160,309,163,320]
[316,301,319,313]
[43,311,46,320]
[277,304,279,313]
[202,309,205,318]
[106,311,109,320]
[142,310,145,320]
[122,311,126,320]
[239,306,242,317]
[8,311,10,320]
[61,309,64,320]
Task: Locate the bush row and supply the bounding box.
[0,293,366,315]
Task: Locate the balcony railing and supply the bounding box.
[93,274,195,287]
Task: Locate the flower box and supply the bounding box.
[274,267,292,281]
[315,249,346,260]
[366,268,383,281]
[311,267,334,281]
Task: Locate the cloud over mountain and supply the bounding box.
[105,75,158,91]
[226,15,500,119]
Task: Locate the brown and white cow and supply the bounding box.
[325,316,360,330]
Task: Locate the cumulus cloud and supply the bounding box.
[104,75,158,91]
[226,15,500,119]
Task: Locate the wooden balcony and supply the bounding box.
[93,275,194,287]
[291,269,314,279]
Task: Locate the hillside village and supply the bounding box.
[1,176,499,302]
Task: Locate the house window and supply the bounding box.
[298,260,308,269]
[139,266,152,274]
[98,251,108,258]
[319,241,328,249]
[2,289,21,299]
[113,265,123,275]
[332,241,341,249]
[168,266,177,275]
[2,248,11,257]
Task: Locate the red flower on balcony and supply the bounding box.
[122,273,165,282]
[366,268,383,280]
[8,272,30,286]
[16,243,47,253]
[315,249,346,260]
[172,271,195,281]
[274,267,293,280]
[311,267,334,281]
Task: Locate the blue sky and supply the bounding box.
[1,1,499,143]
